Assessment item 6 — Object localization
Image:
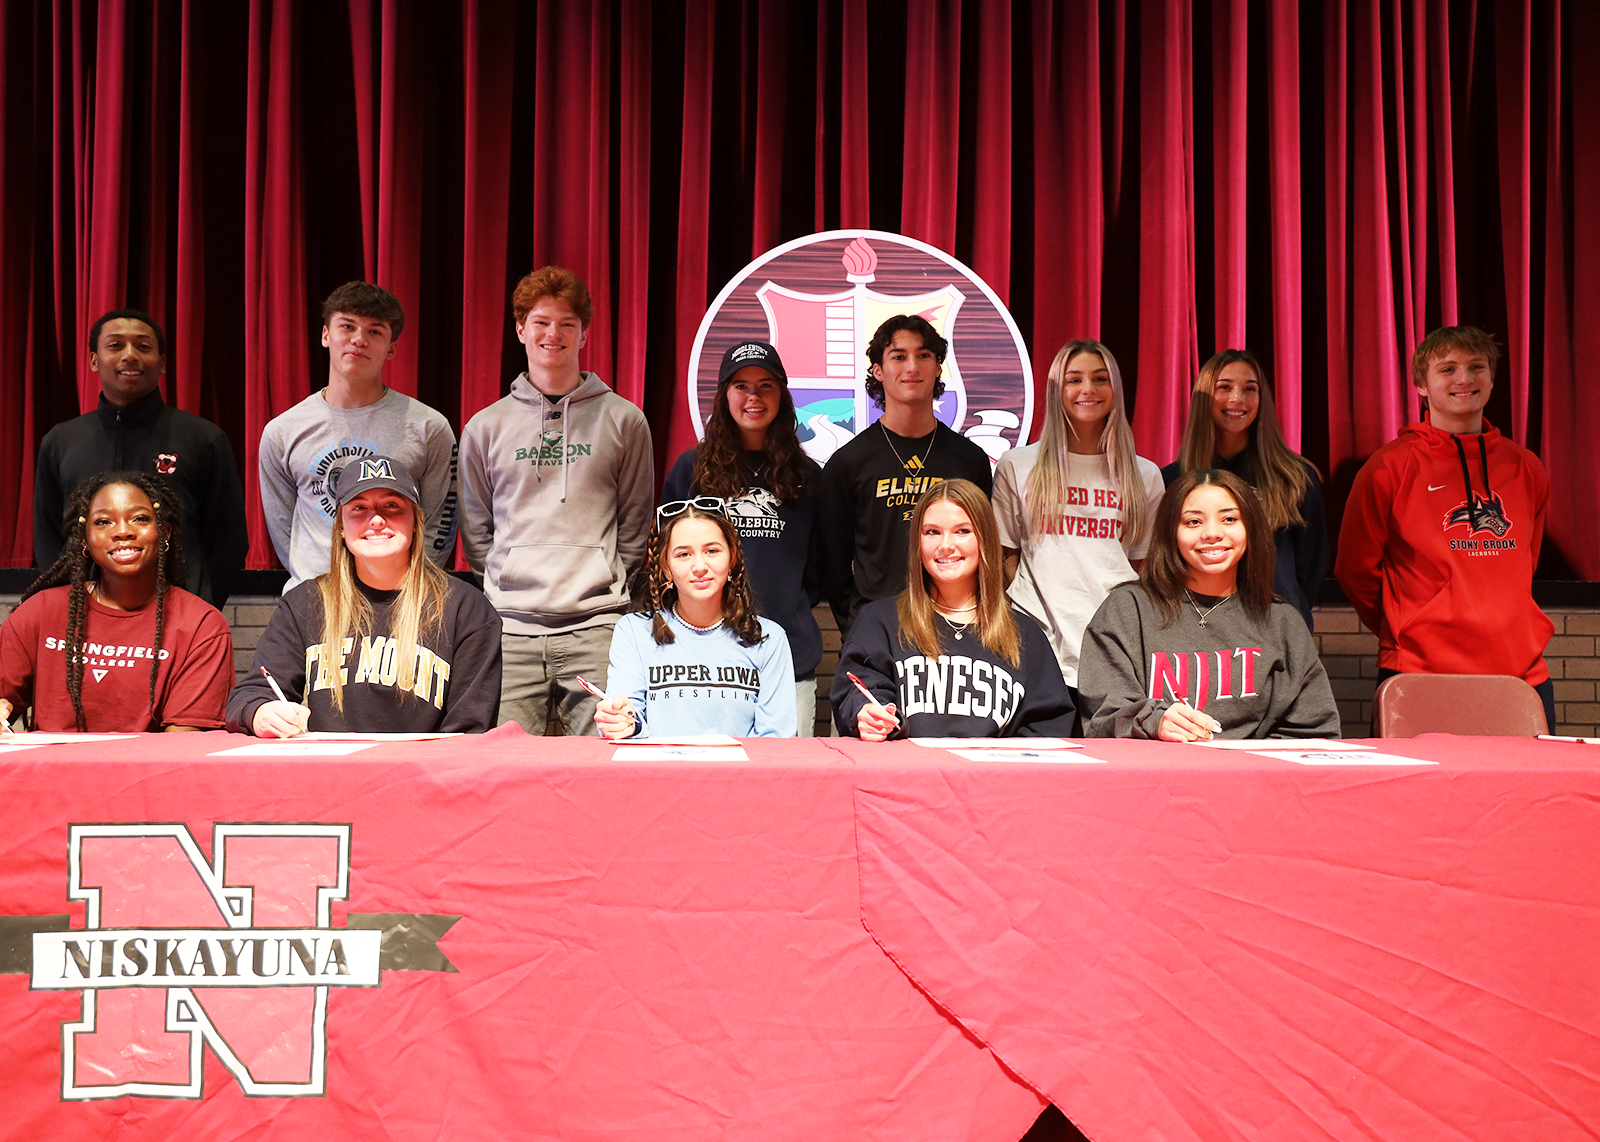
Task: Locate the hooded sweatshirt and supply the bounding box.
[1335,418,1551,683]
[459,372,653,636]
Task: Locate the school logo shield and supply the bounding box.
[687,230,1033,467]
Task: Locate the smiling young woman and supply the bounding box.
[226,455,502,737]
[660,341,823,735]
[1078,470,1339,741]
[594,499,796,740]
[1162,350,1328,630]
[832,479,1077,741]
[0,471,233,732]
[992,339,1164,706]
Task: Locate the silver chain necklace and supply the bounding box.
[1184,590,1233,628]
[937,610,977,640]
[881,422,937,472]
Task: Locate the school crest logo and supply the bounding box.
[687,230,1033,467]
[154,454,178,475]
[5,823,457,1099]
[1444,492,1513,537]
[357,457,395,481]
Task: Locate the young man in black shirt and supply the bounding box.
[33,309,247,606]
[818,314,993,633]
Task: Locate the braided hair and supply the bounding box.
[23,471,187,731]
[640,504,763,647]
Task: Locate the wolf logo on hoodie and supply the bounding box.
[1444,491,1512,538]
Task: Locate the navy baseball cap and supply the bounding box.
[717,340,788,386]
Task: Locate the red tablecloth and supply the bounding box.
[841,735,1600,1141]
[0,728,1041,1140]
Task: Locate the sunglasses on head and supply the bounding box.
[656,496,727,526]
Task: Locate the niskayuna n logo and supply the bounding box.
[1,823,457,1100]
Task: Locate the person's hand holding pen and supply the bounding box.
[848,672,900,742]
[0,697,14,733]
[579,676,639,741]
[251,668,311,738]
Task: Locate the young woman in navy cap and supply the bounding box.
[660,341,823,735]
[227,455,502,735]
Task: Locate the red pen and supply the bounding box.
[576,676,636,726]
[846,672,899,727]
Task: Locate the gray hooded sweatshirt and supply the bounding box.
[459,371,653,636]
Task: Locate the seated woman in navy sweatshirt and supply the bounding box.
[832,479,1077,740]
[1078,468,1339,740]
[594,499,796,739]
[226,455,502,736]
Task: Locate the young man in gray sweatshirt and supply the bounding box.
[458,266,653,735]
[258,282,458,587]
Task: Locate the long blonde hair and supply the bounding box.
[1025,340,1152,551]
[318,501,450,713]
[897,480,1021,667]
[1176,349,1310,533]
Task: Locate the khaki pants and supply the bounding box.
[498,625,616,736]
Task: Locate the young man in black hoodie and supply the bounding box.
[33,309,247,606]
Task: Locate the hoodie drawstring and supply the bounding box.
[1450,434,1493,530]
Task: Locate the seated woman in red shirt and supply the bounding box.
[0,471,234,732]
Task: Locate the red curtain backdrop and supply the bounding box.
[1,0,1594,577]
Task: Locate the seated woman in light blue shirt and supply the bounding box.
[595,498,795,739]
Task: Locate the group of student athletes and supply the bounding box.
[0,264,1552,741]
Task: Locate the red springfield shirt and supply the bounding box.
[0,585,234,731]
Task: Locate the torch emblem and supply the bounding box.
[687,230,1033,467]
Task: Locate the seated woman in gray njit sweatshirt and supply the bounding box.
[1078,469,1339,740]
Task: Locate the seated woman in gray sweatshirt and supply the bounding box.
[1078,468,1339,740]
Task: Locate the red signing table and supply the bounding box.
[1,728,1597,1140]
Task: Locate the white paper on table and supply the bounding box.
[209,742,376,757]
[0,733,140,745]
[949,748,1106,764]
[1186,738,1375,751]
[911,737,1080,750]
[611,745,749,761]
[1254,749,1437,767]
[0,742,43,752]
[294,731,463,742]
[619,734,742,746]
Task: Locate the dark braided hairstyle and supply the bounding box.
[640,504,763,647]
[23,471,187,731]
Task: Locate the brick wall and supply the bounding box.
[1312,606,1594,737]
[3,594,1587,739]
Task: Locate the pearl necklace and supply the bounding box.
[673,605,724,633]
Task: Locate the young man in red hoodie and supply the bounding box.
[1335,326,1554,729]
